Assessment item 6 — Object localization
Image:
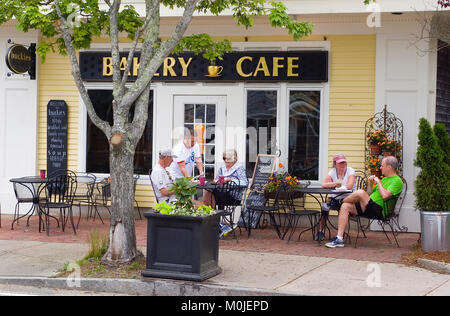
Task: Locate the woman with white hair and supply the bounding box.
[202,149,248,206]
[217,149,248,187]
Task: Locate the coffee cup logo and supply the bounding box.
[206,65,223,77]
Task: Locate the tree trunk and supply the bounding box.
[103,140,138,262]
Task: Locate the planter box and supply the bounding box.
[420,211,450,252]
[142,210,222,281]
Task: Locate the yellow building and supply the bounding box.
[1,2,449,233]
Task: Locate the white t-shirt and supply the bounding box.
[169,141,201,179]
[328,167,356,195]
[151,163,175,203]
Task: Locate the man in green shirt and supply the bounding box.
[325,156,403,248]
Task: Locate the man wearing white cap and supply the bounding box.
[150,148,177,203]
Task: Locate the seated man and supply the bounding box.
[151,148,177,203]
[325,156,403,248]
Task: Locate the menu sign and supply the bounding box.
[47,100,68,177]
[250,154,277,190]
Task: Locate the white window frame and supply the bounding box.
[235,41,330,184]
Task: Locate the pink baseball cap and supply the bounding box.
[333,153,347,164]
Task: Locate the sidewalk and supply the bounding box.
[0,215,448,296]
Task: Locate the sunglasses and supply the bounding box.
[223,157,233,162]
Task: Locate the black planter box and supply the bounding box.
[142,210,222,281]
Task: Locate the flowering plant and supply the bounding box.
[264,172,300,193]
[367,129,388,145]
[379,139,401,153]
[367,155,381,170]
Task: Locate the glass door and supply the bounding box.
[174,95,226,180]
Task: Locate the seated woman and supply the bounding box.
[317,153,356,241]
[203,149,248,208]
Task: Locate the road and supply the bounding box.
[0,283,127,296]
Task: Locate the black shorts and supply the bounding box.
[355,199,384,220]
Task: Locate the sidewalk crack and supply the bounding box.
[424,278,450,296]
[274,258,337,290]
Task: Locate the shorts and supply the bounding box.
[355,199,384,220]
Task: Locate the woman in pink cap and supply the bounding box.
[316,153,356,241]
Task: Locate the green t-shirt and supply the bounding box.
[370,175,403,218]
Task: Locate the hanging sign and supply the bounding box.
[79,51,328,83]
[5,44,33,74]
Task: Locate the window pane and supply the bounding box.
[204,165,215,181]
[86,90,153,175]
[205,145,215,164]
[185,104,194,123]
[246,90,277,173]
[195,104,205,123]
[206,104,216,123]
[288,91,321,180]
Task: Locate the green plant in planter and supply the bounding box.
[414,118,450,212]
[154,177,215,217]
[433,123,450,166]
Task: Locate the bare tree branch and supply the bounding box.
[53,0,110,136]
[119,0,159,90]
[122,0,199,111]
[110,0,123,99]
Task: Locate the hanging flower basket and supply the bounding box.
[370,143,381,155]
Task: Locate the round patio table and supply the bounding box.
[294,187,353,243]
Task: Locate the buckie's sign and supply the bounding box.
[5,44,33,74]
[80,51,328,83]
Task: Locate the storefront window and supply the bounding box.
[246,90,278,176]
[184,103,216,180]
[86,89,153,175]
[288,90,321,180]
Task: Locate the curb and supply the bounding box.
[417,259,450,274]
[0,276,302,296]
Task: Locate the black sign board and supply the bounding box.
[237,191,267,229]
[5,44,33,74]
[79,51,328,83]
[250,154,277,190]
[47,100,68,177]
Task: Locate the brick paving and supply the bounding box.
[0,214,419,264]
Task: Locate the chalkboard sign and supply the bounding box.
[237,191,267,229]
[250,154,277,190]
[47,100,68,177]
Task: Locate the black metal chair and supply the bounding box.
[281,185,320,243]
[71,172,99,227]
[98,175,142,220]
[353,177,408,248]
[345,171,370,243]
[133,174,142,220]
[148,169,161,204]
[12,182,38,228]
[242,184,285,239]
[37,172,77,236]
[214,181,248,241]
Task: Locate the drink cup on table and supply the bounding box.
[218,176,225,185]
[40,169,46,179]
[199,175,206,186]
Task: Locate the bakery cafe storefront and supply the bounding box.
[78,43,330,189]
